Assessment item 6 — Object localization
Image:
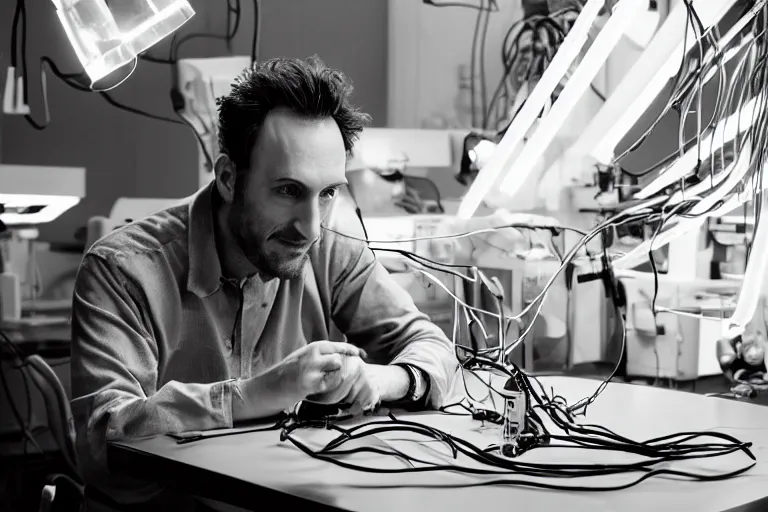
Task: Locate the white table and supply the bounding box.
[109,375,768,512]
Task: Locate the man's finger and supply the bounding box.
[395,198,422,213]
[323,370,345,392]
[394,201,421,214]
[311,371,344,398]
[318,353,344,372]
[313,341,363,357]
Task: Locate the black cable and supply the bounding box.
[251,0,261,66]
[488,7,579,131]
[19,0,30,104]
[469,2,484,127]
[279,3,760,489]
[172,1,243,62]
[17,0,241,132]
[479,0,491,128]
[0,330,44,455]
[167,214,755,488]
[423,0,498,11]
[175,111,214,170]
[95,91,180,125]
[279,382,754,490]
[11,0,21,70]
[37,56,180,124]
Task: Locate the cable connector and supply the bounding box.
[170,87,185,113]
[575,254,625,309]
[2,67,31,115]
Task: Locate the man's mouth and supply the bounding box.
[275,237,308,249]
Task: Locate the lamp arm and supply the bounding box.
[726,193,768,339]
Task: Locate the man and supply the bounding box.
[71,56,457,512]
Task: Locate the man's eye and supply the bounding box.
[276,185,300,198]
[320,187,338,201]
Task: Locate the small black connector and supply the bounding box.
[170,88,185,113]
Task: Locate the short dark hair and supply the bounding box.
[216,55,371,170]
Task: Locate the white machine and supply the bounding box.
[452,0,767,378]
[175,56,253,188]
[0,164,85,322]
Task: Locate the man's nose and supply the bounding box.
[294,201,322,242]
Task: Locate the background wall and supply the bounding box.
[0,0,730,260]
[0,0,388,246]
[388,0,526,129]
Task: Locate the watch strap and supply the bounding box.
[392,363,431,409]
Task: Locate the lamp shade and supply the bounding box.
[53,0,195,83]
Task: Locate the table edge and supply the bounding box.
[107,442,345,511]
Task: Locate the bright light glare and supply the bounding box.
[635,93,764,199]
[498,0,644,198]
[0,194,81,226]
[456,0,606,220]
[586,0,741,165]
[54,0,195,83]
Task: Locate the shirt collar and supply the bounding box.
[187,181,223,298]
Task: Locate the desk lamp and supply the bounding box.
[53,0,195,84]
[4,1,195,113]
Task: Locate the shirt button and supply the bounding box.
[261,302,268,308]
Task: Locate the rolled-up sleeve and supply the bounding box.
[70,252,237,488]
[326,213,458,409]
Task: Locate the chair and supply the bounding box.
[20,354,84,512]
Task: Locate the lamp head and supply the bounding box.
[54,0,195,83]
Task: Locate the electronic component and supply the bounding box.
[498,376,527,458]
[716,332,767,376]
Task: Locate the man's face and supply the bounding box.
[228,108,348,280]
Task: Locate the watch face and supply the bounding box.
[411,367,425,399]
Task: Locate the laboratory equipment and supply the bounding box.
[174,56,254,187]
[499,376,527,457]
[458,0,739,217]
[0,164,85,322]
[566,0,740,173]
[0,165,84,227]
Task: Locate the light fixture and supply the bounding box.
[0,165,85,227]
[728,193,768,337]
[53,0,195,83]
[567,0,744,170]
[623,0,660,49]
[635,92,764,199]
[456,0,607,220]
[495,0,644,199]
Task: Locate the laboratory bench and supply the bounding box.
[106,374,768,512]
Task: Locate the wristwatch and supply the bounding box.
[396,364,428,403]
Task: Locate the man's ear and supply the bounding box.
[214,154,236,204]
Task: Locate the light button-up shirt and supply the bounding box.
[70,182,457,509]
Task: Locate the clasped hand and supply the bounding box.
[278,341,380,414]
